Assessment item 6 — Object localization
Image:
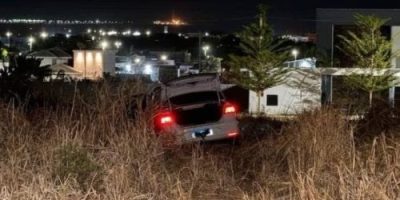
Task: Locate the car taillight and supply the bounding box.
[227,132,239,138]
[223,102,237,115]
[156,112,175,127]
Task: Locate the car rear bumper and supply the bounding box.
[176,120,239,143]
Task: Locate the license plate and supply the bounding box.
[192,128,214,139]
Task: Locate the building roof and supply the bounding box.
[29,47,71,58]
[50,64,81,75]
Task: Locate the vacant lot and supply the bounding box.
[1,82,400,200]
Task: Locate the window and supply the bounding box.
[266,95,278,106]
[169,91,220,106]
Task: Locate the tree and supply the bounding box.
[200,56,222,73]
[224,5,289,114]
[0,56,51,102]
[338,14,398,107]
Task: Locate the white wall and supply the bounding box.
[32,57,69,67]
[73,50,116,79]
[392,26,400,69]
[249,69,321,115]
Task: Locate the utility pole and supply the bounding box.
[331,24,335,68]
[198,32,202,70]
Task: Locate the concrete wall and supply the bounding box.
[249,69,321,115]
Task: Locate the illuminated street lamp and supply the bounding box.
[6,31,12,38]
[202,45,210,57]
[145,30,151,36]
[66,33,71,38]
[134,58,141,64]
[133,31,141,37]
[291,49,299,67]
[100,40,109,50]
[160,54,168,61]
[5,31,12,47]
[114,41,122,49]
[40,31,48,39]
[28,36,35,51]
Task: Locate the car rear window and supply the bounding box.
[169,91,220,106]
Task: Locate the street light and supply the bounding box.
[114,41,122,49]
[40,31,48,39]
[134,58,141,63]
[145,30,151,36]
[100,40,108,50]
[28,36,35,51]
[202,45,210,57]
[133,31,141,37]
[5,31,12,47]
[160,54,168,61]
[292,49,299,67]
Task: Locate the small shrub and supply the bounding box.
[53,143,103,191]
[358,100,400,137]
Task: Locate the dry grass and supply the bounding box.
[1,82,400,199]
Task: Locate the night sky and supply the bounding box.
[1,0,400,33]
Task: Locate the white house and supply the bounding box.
[249,69,321,115]
[46,63,82,81]
[248,68,400,115]
[28,47,71,66]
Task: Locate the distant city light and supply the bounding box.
[202,45,210,56]
[134,58,141,63]
[0,18,134,25]
[87,28,92,34]
[153,18,188,26]
[145,30,151,36]
[144,64,153,74]
[133,31,141,36]
[28,36,35,51]
[107,30,118,36]
[65,33,71,38]
[100,40,108,50]
[160,55,168,61]
[5,31,12,37]
[91,36,96,41]
[40,31,48,39]
[5,31,12,47]
[292,49,299,60]
[125,63,132,72]
[205,32,209,37]
[122,30,131,36]
[114,41,122,49]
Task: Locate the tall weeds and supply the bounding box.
[0,82,400,199]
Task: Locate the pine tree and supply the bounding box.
[225,5,289,114]
[338,14,398,107]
